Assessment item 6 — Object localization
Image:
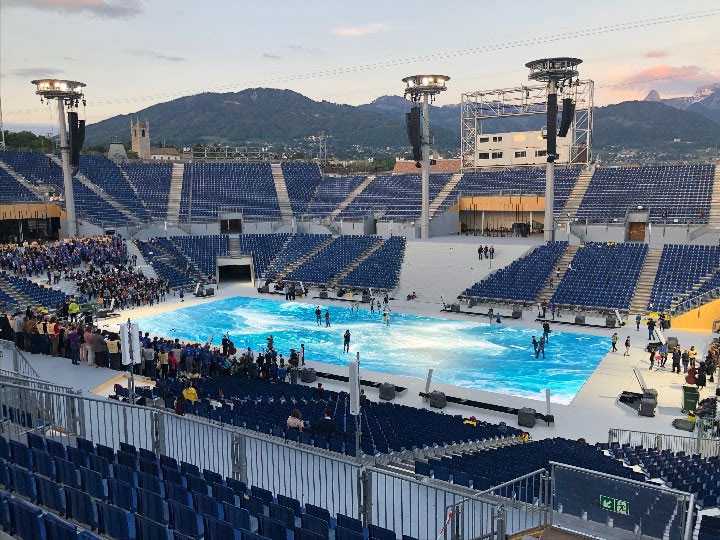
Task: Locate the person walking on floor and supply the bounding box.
[537,336,545,359]
[624,336,631,357]
[343,330,351,353]
[542,321,551,342]
[532,336,539,357]
[635,314,642,332]
[325,310,331,328]
[315,306,322,326]
[611,332,618,353]
[671,347,681,374]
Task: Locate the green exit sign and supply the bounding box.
[600,495,630,515]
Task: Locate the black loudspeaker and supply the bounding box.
[511,309,522,319]
[429,391,447,409]
[406,106,422,162]
[67,112,85,176]
[574,315,586,324]
[558,97,575,137]
[667,337,679,350]
[450,304,460,313]
[639,396,657,417]
[378,382,396,401]
[257,285,269,293]
[517,408,537,428]
[300,368,317,383]
[205,288,214,296]
[361,293,371,303]
[319,291,329,299]
[606,315,617,328]
[545,93,558,162]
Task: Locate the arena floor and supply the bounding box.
[83,274,717,446]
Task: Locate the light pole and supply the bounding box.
[525,58,582,243]
[32,79,86,238]
[402,75,450,240]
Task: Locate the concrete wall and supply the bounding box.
[339,220,370,236]
[562,222,720,246]
[376,221,418,239]
[430,206,460,237]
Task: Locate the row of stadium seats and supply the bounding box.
[0,434,408,540]
[551,242,648,311]
[180,163,280,221]
[0,151,716,227]
[340,237,406,290]
[576,164,715,223]
[121,162,173,221]
[153,377,520,456]
[414,438,643,491]
[461,242,567,302]
[262,234,330,280]
[611,444,720,509]
[286,236,380,284]
[281,163,323,215]
[79,155,151,222]
[0,168,38,203]
[338,174,452,221]
[0,272,68,310]
[648,244,720,312]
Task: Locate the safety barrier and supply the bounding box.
[609,428,720,458]
[0,338,41,380]
[0,381,514,539]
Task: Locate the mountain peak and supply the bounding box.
[644,89,661,101]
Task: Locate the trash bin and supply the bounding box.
[681,385,700,413]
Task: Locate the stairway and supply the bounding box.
[47,155,141,225]
[628,248,663,314]
[328,175,376,221]
[557,165,595,226]
[707,161,720,226]
[329,238,385,287]
[0,160,46,200]
[536,244,579,304]
[271,163,293,224]
[429,172,463,217]
[228,235,242,257]
[275,236,335,282]
[167,163,184,224]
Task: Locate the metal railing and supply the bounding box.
[550,462,694,540]
[0,338,41,380]
[0,381,512,539]
[609,428,720,458]
[479,469,551,534]
[670,284,720,316]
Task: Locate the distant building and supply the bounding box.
[107,142,128,162]
[472,131,571,167]
[130,119,151,159]
[149,147,181,161]
[393,158,461,174]
[130,119,180,160]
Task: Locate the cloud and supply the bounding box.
[331,22,387,37]
[10,67,64,79]
[6,0,143,18]
[644,50,668,59]
[611,64,720,97]
[262,53,282,60]
[126,49,186,63]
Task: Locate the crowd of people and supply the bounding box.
[0,236,126,277]
[70,264,169,310]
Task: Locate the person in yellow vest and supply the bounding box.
[68,300,80,323]
[182,382,198,403]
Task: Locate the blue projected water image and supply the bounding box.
[136,295,608,404]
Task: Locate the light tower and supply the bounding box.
[402,74,450,240]
[525,58,582,242]
[32,79,86,237]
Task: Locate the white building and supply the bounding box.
[473,130,571,167]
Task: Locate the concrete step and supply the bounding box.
[328,175,376,221]
[557,165,595,225]
[167,162,185,224]
[271,163,293,223]
[628,248,663,314]
[429,172,463,217]
[330,238,385,287]
[537,244,579,303]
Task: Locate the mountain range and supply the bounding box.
[84,87,720,158]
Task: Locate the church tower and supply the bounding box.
[130,118,151,159]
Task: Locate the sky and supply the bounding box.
[1,0,719,129]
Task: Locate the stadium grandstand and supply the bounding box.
[2,37,720,540]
